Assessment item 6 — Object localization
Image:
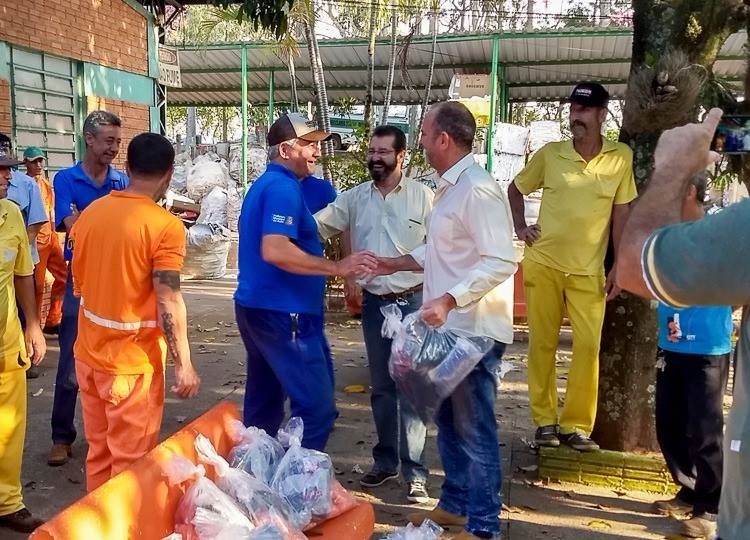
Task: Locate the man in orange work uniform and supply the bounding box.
[22,147,67,332]
[69,133,201,491]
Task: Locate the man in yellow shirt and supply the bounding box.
[0,151,47,533]
[508,83,637,451]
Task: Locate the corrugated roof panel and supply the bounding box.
[173,28,745,106]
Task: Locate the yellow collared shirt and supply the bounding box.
[514,138,637,276]
[0,198,34,372]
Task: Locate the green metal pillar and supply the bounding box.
[499,66,508,122]
[486,33,500,174]
[268,70,275,128]
[241,45,248,188]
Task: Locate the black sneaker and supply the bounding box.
[360,469,399,488]
[26,365,41,379]
[559,432,600,452]
[406,480,429,504]
[0,508,44,533]
[534,424,560,447]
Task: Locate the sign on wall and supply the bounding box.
[158,46,182,88]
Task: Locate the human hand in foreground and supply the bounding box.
[420,294,457,327]
[172,363,201,399]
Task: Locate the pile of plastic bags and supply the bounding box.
[384,519,443,539]
[164,418,357,539]
[381,304,494,423]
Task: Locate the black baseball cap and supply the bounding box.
[267,113,332,146]
[569,83,610,108]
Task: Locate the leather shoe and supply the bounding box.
[48,443,72,466]
[0,508,44,533]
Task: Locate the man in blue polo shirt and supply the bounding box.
[235,113,377,451]
[47,110,128,467]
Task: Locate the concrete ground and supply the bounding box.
[13,276,694,539]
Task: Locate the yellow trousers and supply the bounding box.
[522,258,606,435]
[0,369,27,517]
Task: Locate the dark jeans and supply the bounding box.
[655,349,729,516]
[235,304,336,451]
[361,290,428,483]
[51,270,79,445]
[437,341,505,537]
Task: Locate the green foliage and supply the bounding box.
[318,125,370,190]
[330,97,357,117]
[605,128,621,142]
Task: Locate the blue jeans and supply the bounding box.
[235,304,336,451]
[361,290,428,483]
[51,270,79,445]
[437,342,505,537]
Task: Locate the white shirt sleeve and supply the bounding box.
[409,244,427,269]
[447,183,517,308]
[314,189,352,241]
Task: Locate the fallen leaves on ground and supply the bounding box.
[344,384,367,394]
[586,519,612,529]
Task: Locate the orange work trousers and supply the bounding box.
[34,237,67,327]
[75,361,165,492]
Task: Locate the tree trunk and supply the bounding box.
[186,106,197,148]
[592,0,746,452]
[363,0,379,136]
[288,50,300,112]
[303,14,334,182]
[380,1,398,125]
[411,3,437,152]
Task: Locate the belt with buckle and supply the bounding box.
[376,285,423,301]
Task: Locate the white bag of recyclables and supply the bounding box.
[226,186,244,233]
[227,419,285,486]
[188,154,230,203]
[184,224,231,279]
[384,519,444,539]
[528,120,562,154]
[229,146,267,184]
[493,122,530,156]
[197,186,229,227]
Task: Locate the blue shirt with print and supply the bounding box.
[657,303,733,356]
[234,163,326,315]
[53,162,129,260]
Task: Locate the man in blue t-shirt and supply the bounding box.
[234,113,377,451]
[652,175,733,539]
[47,111,128,467]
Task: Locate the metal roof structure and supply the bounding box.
[168,27,747,107]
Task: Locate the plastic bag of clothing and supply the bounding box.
[384,519,443,539]
[184,224,231,280]
[194,434,305,538]
[381,304,494,423]
[270,420,357,530]
[163,456,254,540]
[227,419,285,485]
[197,186,229,227]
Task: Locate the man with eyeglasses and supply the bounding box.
[234,113,378,451]
[315,125,434,503]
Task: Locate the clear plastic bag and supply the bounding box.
[270,434,333,529]
[227,420,285,485]
[384,519,444,539]
[194,434,304,538]
[163,456,254,540]
[271,418,357,529]
[382,304,494,423]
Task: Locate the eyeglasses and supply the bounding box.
[367,149,395,157]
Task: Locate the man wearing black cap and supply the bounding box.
[0,149,46,533]
[233,113,378,451]
[508,83,637,451]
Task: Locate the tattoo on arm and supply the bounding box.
[154,270,181,291]
[161,312,179,363]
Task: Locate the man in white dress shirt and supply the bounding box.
[375,101,517,539]
[316,125,434,503]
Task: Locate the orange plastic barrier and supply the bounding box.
[31,401,374,540]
